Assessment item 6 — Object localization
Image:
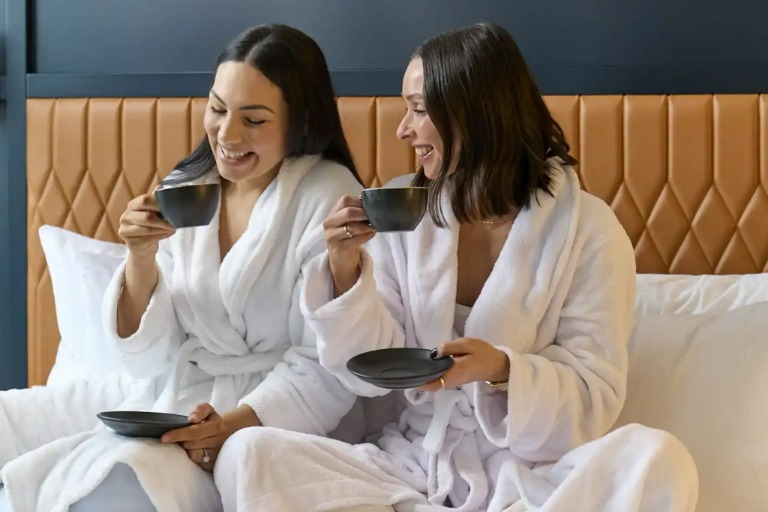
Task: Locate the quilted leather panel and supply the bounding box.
[26,95,768,385]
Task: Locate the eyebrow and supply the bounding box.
[210,90,275,114]
[404,93,424,101]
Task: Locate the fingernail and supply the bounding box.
[160,436,168,443]
[189,414,198,422]
[430,348,438,359]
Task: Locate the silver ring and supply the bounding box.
[202,448,211,464]
[344,225,353,239]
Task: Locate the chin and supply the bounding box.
[423,165,440,181]
[215,160,255,183]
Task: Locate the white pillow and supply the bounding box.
[39,225,130,385]
[613,302,768,512]
[635,273,768,316]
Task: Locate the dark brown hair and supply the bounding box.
[163,24,362,186]
[411,22,576,226]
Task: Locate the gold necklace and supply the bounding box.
[481,216,509,225]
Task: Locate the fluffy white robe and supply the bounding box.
[216,161,699,511]
[0,155,364,512]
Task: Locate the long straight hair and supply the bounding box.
[162,24,361,187]
[411,22,576,226]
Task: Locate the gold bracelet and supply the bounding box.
[484,379,509,391]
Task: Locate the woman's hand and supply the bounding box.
[118,193,175,260]
[116,193,175,337]
[417,337,511,392]
[322,195,376,295]
[161,403,261,472]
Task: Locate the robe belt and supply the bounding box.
[185,343,286,377]
[409,390,487,510]
[418,389,479,455]
[155,338,285,413]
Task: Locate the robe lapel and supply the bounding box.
[170,155,320,357]
[219,155,321,332]
[408,192,460,351]
[465,165,581,352]
[171,185,248,356]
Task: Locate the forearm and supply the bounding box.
[222,405,262,435]
[303,251,409,398]
[116,253,159,338]
[238,350,359,435]
[329,250,361,297]
[474,345,625,461]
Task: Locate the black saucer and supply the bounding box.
[346,348,452,389]
[97,411,191,439]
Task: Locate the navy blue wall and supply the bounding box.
[1,0,28,390]
[29,0,768,96]
[2,0,768,389]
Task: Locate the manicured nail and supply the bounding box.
[430,348,438,359]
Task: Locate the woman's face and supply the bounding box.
[204,61,289,186]
[396,58,455,180]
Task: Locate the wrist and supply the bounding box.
[487,349,511,384]
[222,405,261,437]
[127,251,157,270]
[329,250,362,296]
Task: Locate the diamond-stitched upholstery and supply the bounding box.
[26,95,768,385]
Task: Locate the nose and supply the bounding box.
[218,115,243,146]
[396,112,414,140]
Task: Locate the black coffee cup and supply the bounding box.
[360,187,428,232]
[155,183,220,228]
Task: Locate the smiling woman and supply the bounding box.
[163,24,357,189]
[0,23,367,512]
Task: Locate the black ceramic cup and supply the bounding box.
[360,187,428,232]
[155,183,220,228]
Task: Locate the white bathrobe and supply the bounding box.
[0,155,364,512]
[216,161,699,512]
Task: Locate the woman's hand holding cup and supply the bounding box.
[322,195,376,296]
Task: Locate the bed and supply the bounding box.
[25,94,768,511]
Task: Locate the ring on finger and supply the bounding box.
[202,448,211,464]
[344,224,353,239]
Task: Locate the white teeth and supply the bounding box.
[220,147,251,160]
[415,146,434,157]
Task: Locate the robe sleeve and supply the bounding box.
[237,175,378,436]
[473,223,636,462]
[101,238,185,379]
[298,232,410,398]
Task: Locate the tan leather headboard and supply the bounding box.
[26,95,768,385]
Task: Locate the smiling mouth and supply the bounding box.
[415,146,434,159]
[219,147,254,161]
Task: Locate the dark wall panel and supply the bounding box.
[0,0,27,390]
[32,0,768,95]
[0,0,5,74]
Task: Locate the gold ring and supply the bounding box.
[439,377,446,389]
[344,225,353,238]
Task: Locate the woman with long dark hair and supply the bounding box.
[0,24,364,511]
[216,23,698,512]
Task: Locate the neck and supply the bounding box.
[221,162,282,199]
